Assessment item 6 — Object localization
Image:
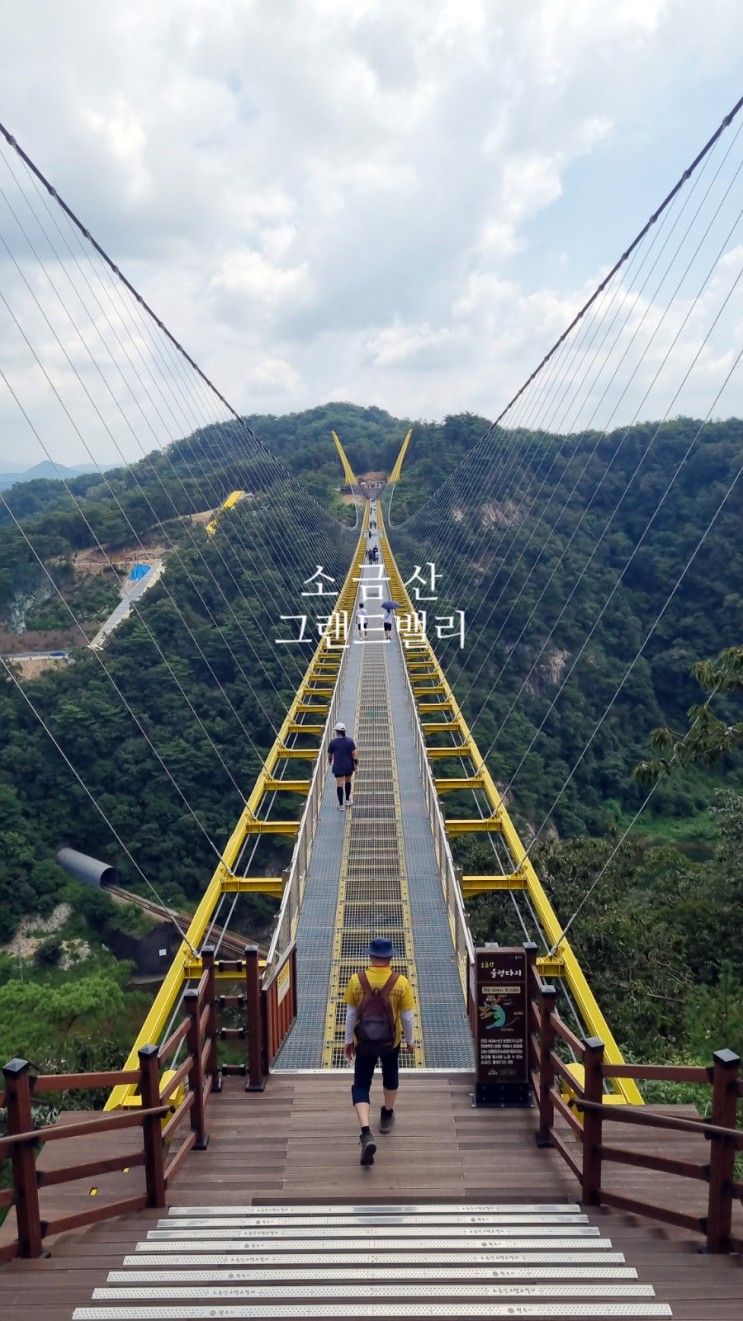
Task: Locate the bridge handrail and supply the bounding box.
[527,955,742,1253]
[0,928,301,1262]
[264,626,351,973]
[106,513,368,1110]
[397,609,475,996]
[0,982,203,1260]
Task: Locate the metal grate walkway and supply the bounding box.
[276,524,472,1070]
[322,622,422,1067]
[386,634,474,1068]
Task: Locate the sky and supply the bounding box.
[1,0,742,468]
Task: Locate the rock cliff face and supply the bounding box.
[524,647,570,694]
[6,582,53,633]
[481,499,524,529]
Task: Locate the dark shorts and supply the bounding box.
[332,762,355,777]
[351,1045,400,1105]
[383,621,392,633]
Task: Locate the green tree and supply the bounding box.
[0,969,127,1070]
[636,646,743,781]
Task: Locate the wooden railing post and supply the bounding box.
[706,1047,740,1252]
[200,946,220,1095]
[581,1037,605,1206]
[3,1058,44,1258]
[536,986,557,1148]
[244,945,265,1092]
[523,942,538,1079]
[137,1045,166,1207]
[184,989,209,1150]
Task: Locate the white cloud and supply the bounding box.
[0,0,742,463]
[243,356,302,394]
[208,250,313,321]
[365,321,455,368]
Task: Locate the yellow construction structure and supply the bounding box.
[205,489,247,536]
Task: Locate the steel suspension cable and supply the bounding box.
[0,119,350,566]
[404,119,736,686]
[0,457,229,864]
[523,374,742,860]
[0,186,308,718]
[0,656,199,955]
[388,91,743,541]
[458,134,743,716]
[546,677,727,957]
[0,273,288,735]
[489,264,743,796]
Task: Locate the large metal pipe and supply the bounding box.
[55,847,120,889]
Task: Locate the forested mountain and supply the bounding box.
[0,403,740,1077]
[387,414,743,837]
[0,460,102,493]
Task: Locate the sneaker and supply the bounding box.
[345,797,353,808]
[379,1107,395,1134]
[337,802,345,811]
[359,1131,377,1166]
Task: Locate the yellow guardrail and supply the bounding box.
[107,505,370,1109]
[380,502,642,1106]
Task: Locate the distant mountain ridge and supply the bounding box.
[0,460,101,492]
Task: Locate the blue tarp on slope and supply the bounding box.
[128,563,151,582]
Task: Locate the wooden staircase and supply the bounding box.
[71,1201,672,1318]
[2,1074,743,1318]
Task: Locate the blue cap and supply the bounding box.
[368,936,395,959]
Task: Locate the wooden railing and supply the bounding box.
[0,940,297,1260]
[209,942,297,1092]
[526,947,742,1253]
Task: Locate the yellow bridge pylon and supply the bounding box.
[331,430,358,488]
[388,428,412,483]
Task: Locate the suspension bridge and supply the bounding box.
[1,96,743,1321]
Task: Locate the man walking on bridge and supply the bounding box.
[328,721,357,809]
[343,936,415,1165]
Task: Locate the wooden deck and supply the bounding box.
[1,1070,741,1319]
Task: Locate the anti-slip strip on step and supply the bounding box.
[148,1227,603,1240]
[109,1268,640,1283]
[159,1216,591,1230]
[134,1238,616,1253]
[93,1284,657,1301]
[74,1303,673,1319]
[123,1253,630,1268]
[167,1205,583,1215]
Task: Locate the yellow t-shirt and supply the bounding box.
[344,966,415,1047]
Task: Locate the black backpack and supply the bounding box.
[355,969,399,1053]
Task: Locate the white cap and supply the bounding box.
[335,721,346,733]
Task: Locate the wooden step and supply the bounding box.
[72,1202,673,1320]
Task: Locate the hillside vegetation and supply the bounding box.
[0,403,740,1078]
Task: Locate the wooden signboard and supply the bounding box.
[474,946,529,1106]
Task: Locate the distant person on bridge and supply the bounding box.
[382,603,394,641]
[327,721,357,809]
[356,602,368,637]
[343,936,415,1166]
